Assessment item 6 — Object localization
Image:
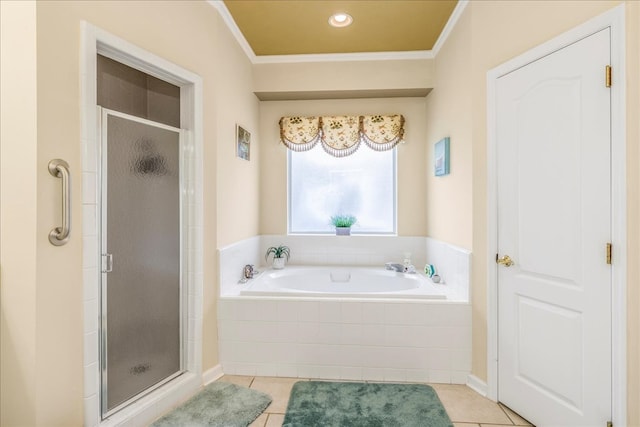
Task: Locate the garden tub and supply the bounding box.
[239,266,447,299]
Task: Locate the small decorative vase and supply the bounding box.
[336,227,351,236]
[272,257,286,269]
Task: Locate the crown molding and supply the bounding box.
[207,0,257,62]
[208,0,466,64]
[432,0,469,56]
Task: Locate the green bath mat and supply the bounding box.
[151,381,271,427]
[283,381,453,427]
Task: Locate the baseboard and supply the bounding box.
[466,374,489,398]
[202,364,224,385]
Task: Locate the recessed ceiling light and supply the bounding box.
[328,12,353,28]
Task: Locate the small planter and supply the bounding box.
[335,226,351,236]
[272,257,286,269]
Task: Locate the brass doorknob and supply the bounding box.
[497,254,514,267]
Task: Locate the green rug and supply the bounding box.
[283,381,453,427]
[151,382,271,427]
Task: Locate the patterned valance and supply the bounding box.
[279,114,405,157]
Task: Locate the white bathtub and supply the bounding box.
[240,266,447,299]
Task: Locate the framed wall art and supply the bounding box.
[236,124,250,161]
[434,137,450,176]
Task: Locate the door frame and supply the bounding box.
[486,4,626,424]
[81,23,204,426]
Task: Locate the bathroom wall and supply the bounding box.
[1,1,257,424]
[253,58,434,97]
[425,0,639,422]
[424,7,472,251]
[0,2,38,425]
[259,97,428,237]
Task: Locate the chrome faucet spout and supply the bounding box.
[385,262,405,272]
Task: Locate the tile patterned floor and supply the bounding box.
[218,375,533,427]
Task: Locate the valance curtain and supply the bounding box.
[279,114,405,157]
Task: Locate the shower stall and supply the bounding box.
[97,54,187,419]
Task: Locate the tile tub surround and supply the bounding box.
[218,235,470,300]
[217,236,472,383]
[217,298,471,384]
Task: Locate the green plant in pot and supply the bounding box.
[331,214,357,236]
[265,245,290,269]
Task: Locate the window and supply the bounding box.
[288,144,396,234]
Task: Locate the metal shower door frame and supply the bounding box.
[98,107,187,419]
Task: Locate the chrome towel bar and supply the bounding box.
[48,159,71,246]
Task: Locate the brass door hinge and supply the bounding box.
[606,243,612,265]
[606,65,612,87]
[607,421,613,427]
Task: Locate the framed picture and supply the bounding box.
[434,137,450,176]
[236,125,250,161]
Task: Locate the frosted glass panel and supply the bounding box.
[104,114,181,413]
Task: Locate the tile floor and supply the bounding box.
[219,375,533,427]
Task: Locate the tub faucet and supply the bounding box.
[385,262,416,274]
[385,262,405,272]
[243,264,255,279]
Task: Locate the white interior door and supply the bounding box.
[496,28,611,426]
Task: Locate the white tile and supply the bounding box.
[217,300,235,321]
[383,368,406,382]
[340,324,363,345]
[450,350,472,371]
[275,322,298,343]
[83,204,97,237]
[84,394,100,427]
[404,369,430,383]
[84,299,99,333]
[314,365,341,380]
[362,368,385,381]
[297,301,319,322]
[316,323,342,345]
[340,366,363,381]
[360,324,383,346]
[427,348,452,370]
[233,363,258,376]
[340,302,362,323]
[361,303,386,324]
[84,363,99,397]
[84,331,98,365]
[297,322,320,344]
[83,268,99,301]
[82,172,97,204]
[83,236,98,269]
[277,300,299,322]
[277,364,298,378]
[450,371,469,384]
[429,370,451,384]
[318,301,341,321]
[255,364,278,377]
[384,325,419,348]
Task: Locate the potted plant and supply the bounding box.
[265,245,290,269]
[331,214,357,236]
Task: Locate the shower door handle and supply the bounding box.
[48,159,71,246]
[102,253,113,273]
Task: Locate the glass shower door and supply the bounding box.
[100,109,183,417]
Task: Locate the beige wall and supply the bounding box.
[424,6,473,250]
[626,1,640,424]
[1,1,258,424]
[0,2,39,425]
[259,98,428,236]
[424,0,639,423]
[254,59,434,95]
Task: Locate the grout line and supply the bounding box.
[497,403,517,425]
[249,376,256,388]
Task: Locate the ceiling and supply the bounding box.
[222,0,458,56]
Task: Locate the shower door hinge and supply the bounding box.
[606,243,612,265]
[605,65,612,87]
